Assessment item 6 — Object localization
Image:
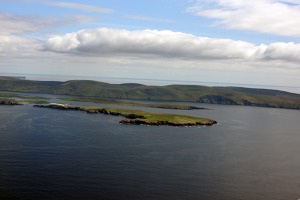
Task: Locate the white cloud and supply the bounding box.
[188,0,300,37]
[263,42,300,61]
[42,28,300,64]
[0,35,41,57]
[44,1,113,13]
[0,13,94,61]
[43,28,258,59]
[1,26,299,90]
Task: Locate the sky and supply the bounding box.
[1,0,300,92]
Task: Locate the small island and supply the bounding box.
[34,104,217,127]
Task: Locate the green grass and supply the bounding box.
[128,112,210,124]
[87,106,216,125]
[0,92,49,99]
[0,97,17,102]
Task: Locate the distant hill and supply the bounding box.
[0,76,299,109]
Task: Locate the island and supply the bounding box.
[34,104,217,127]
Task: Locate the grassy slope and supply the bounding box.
[61,97,202,110]
[103,107,211,123]
[0,92,48,99]
[1,77,299,109]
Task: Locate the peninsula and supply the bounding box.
[34,104,217,127]
[0,91,216,127]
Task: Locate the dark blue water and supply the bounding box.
[0,103,300,200]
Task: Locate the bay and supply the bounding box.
[0,99,300,200]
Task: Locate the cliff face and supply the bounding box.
[197,95,238,105]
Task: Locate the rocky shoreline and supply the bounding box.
[120,119,217,126]
[34,104,217,127]
[0,100,22,105]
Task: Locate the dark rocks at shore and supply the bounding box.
[0,100,22,105]
[124,114,145,119]
[34,104,82,111]
[188,106,208,110]
[120,119,217,127]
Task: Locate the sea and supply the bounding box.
[0,94,300,200]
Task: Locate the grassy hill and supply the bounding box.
[1,76,299,109]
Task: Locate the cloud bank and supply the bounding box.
[43,28,300,64]
[0,35,41,57]
[188,0,300,37]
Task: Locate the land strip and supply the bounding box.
[34,104,217,127]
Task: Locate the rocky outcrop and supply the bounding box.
[120,119,217,127]
[188,106,208,110]
[197,95,238,105]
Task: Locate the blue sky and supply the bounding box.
[1,0,300,92]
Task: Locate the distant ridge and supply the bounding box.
[0,76,299,109]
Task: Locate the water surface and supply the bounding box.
[0,101,299,200]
